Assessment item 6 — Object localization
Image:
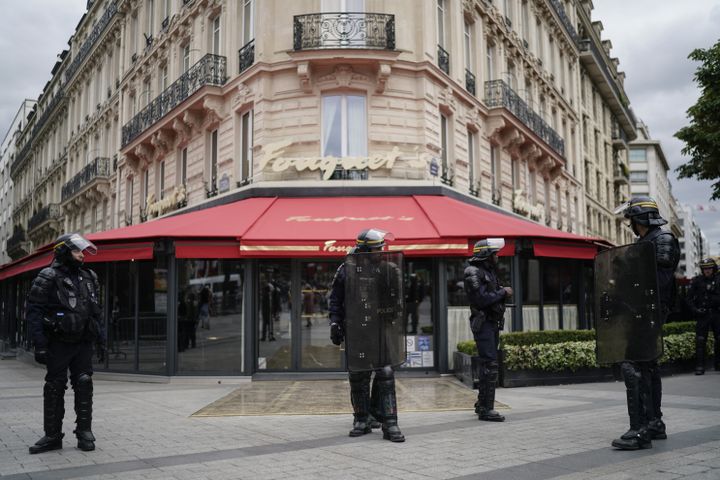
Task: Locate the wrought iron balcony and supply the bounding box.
[611,124,628,146]
[10,141,32,177]
[65,1,118,83]
[548,0,579,45]
[61,157,111,202]
[7,229,28,259]
[484,80,565,157]
[437,44,449,74]
[28,204,63,233]
[293,12,395,50]
[613,161,629,185]
[238,39,255,74]
[122,54,227,147]
[465,69,476,96]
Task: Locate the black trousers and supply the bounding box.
[473,320,500,362]
[45,341,94,387]
[696,315,720,342]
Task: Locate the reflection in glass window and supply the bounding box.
[138,259,167,373]
[107,262,136,371]
[177,260,244,373]
[300,261,342,370]
[257,262,292,370]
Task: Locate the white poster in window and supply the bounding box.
[409,351,423,367]
[406,336,416,352]
[422,351,434,367]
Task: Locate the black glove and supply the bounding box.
[34,349,48,365]
[330,322,344,345]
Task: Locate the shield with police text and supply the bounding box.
[344,251,406,371]
[594,242,662,364]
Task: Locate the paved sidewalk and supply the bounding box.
[1,359,719,480]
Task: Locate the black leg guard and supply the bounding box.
[376,366,405,442]
[73,374,96,451]
[29,381,66,454]
[695,336,706,375]
[612,363,652,450]
[714,335,720,371]
[476,361,505,422]
[646,363,666,440]
[348,371,372,437]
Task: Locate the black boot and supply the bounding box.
[612,363,652,450]
[348,372,372,437]
[646,364,666,440]
[477,361,505,422]
[29,381,66,454]
[376,367,405,442]
[647,418,667,440]
[695,336,706,375]
[367,413,382,429]
[714,335,720,371]
[73,374,95,451]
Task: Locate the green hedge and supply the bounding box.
[456,324,711,373]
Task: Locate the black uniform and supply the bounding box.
[687,272,720,372]
[619,226,679,446]
[329,262,405,442]
[27,258,105,453]
[464,257,508,421]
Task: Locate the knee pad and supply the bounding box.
[621,363,640,387]
[44,380,67,395]
[73,373,93,392]
[349,371,371,387]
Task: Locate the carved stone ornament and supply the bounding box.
[232,83,252,108]
[376,63,391,93]
[317,65,370,88]
[297,62,312,93]
[202,95,227,127]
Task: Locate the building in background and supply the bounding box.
[677,204,706,277]
[1,100,36,265]
[3,0,648,374]
[628,120,683,237]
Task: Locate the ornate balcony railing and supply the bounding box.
[579,39,636,126]
[10,141,32,176]
[7,229,27,255]
[293,12,395,50]
[611,124,628,144]
[484,80,565,157]
[613,161,630,184]
[28,204,63,233]
[465,69,476,95]
[61,157,111,202]
[238,39,255,74]
[65,1,118,84]
[122,54,227,147]
[31,89,65,140]
[548,0,579,45]
[437,44,449,74]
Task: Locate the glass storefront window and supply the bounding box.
[300,261,342,370]
[138,259,167,373]
[257,262,291,370]
[177,260,244,374]
[402,259,433,369]
[107,262,137,371]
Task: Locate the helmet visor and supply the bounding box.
[613,201,630,215]
[486,238,505,251]
[66,234,98,255]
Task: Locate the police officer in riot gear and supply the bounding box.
[464,238,512,422]
[611,196,680,450]
[329,228,405,442]
[27,233,106,454]
[687,258,720,375]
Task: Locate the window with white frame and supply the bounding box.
[486,43,495,82]
[240,110,253,184]
[437,0,446,47]
[322,94,367,179]
[211,16,221,55]
[159,65,168,92]
[242,0,254,45]
[209,130,218,190]
[163,0,171,22]
[464,21,473,72]
[491,146,501,200]
[321,0,365,11]
[157,160,165,199]
[142,169,149,208]
[178,147,187,186]
[126,177,134,222]
[147,0,155,37]
[467,129,476,193]
[182,44,191,72]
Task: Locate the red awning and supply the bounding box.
[85,242,154,263]
[87,197,276,242]
[0,252,53,280]
[175,241,242,259]
[533,240,598,260]
[240,196,467,257]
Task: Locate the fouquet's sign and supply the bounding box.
[259,139,428,180]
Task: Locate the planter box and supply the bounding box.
[453,351,702,389]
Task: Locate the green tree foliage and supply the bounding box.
[675,39,720,199]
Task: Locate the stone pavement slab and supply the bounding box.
[1,359,719,479]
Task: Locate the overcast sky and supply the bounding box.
[1,1,719,252]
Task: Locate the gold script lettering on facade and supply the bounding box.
[260,140,428,180]
[146,185,187,218]
[322,240,354,253]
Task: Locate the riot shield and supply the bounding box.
[594,242,663,364]
[344,251,406,371]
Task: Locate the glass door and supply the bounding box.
[256,261,292,370]
[401,259,434,370]
[299,260,343,370]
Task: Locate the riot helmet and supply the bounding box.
[617,196,667,227]
[471,238,505,261]
[355,228,393,253]
[53,233,97,267]
[699,257,718,275]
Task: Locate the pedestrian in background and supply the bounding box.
[687,257,720,375]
